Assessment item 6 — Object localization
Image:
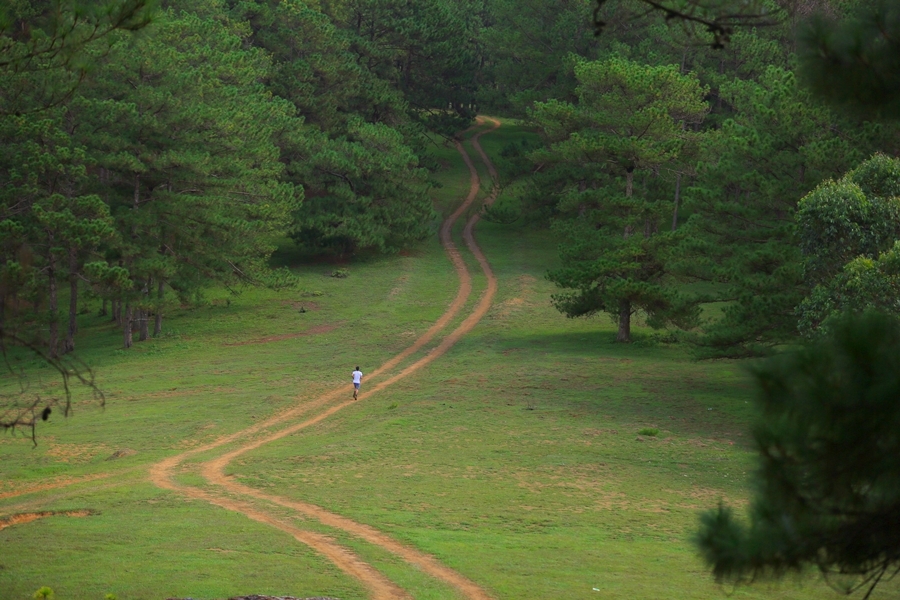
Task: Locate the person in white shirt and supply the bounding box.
[351,366,363,400]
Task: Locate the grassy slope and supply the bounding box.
[0,120,894,599]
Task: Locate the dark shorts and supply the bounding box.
[354,382,360,389]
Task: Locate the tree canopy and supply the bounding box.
[534,56,707,341]
[697,311,900,600]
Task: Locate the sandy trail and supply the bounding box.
[147,117,503,599]
[147,119,498,486]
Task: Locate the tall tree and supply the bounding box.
[322,0,482,131]
[0,111,115,356]
[0,0,154,116]
[231,0,435,256]
[72,8,299,345]
[534,56,708,341]
[286,119,433,256]
[479,0,599,113]
[0,0,152,433]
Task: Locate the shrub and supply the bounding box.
[33,587,53,600]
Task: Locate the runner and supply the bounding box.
[351,366,363,400]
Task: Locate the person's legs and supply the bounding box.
[353,382,359,399]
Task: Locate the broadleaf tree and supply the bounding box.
[796,153,900,334]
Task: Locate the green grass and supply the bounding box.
[0,120,896,599]
[0,479,365,600]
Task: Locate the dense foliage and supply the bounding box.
[6,0,895,361]
[696,311,900,599]
[0,0,472,360]
[492,0,900,356]
[534,57,707,342]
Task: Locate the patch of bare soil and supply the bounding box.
[225,324,337,346]
[107,448,137,460]
[45,442,110,464]
[388,275,409,298]
[0,509,94,531]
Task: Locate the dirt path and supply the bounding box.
[150,117,503,600]
[147,120,499,488]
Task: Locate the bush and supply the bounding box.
[33,587,53,600]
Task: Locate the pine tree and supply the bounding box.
[798,0,900,119]
[286,119,433,256]
[697,311,900,600]
[71,8,300,345]
[533,56,708,341]
[0,112,114,356]
[231,0,436,256]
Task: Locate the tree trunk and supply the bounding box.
[123,303,133,349]
[154,280,164,337]
[133,173,140,211]
[138,309,148,341]
[672,172,682,231]
[112,298,120,325]
[616,300,631,343]
[47,247,58,358]
[138,277,150,341]
[64,247,78,354]
[623,168,635,238]
[99,297,107,317]
[404,51,412,91]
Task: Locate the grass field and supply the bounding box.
[0,118,894,600]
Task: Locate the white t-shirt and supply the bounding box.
[352,370,363,384]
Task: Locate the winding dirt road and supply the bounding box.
[1,118,503,599]
[147,117,504,599]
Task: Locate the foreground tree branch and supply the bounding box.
[593,0,792,48]
[0,329,102,445]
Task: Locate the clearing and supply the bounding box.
[0,118,893,600]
